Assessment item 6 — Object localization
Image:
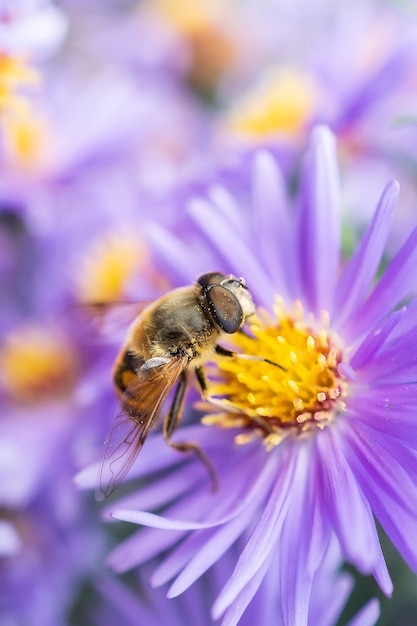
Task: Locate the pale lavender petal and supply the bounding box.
[309,572,353,626]
[344,425,417,572]
[251,151,295,294]
[166,468,271,596]
[112,505,227,531]
[187,197,277,306]
[297,126,341,315]
[277,454,315,626]
[349,307,405,372]
[308,535,353,626]
[153,526,225,589]
[220,554,272,626]
[211,444,297,620]
[355,324,417,383]
[0,520,21,556]
[367,382,417,405]
[151,450,278,588]
[145,222,213,284]
[315,427,392,595]
[348,225,417,338]
[101,458,209,519]
[208,185,249,238]
[344,418,417,520]
[333,180,398,335]
[166,515,250,596]
[389,297,417,340]
[113,445,276,530]
[347,401,417,444]
[107,526,188,573]
[346,599,380,626]
[74,461,99,490]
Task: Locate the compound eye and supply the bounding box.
[197,272,226,288]
[205,285,243,334]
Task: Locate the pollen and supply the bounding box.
[204,300,348,448]
[0,326,79,404]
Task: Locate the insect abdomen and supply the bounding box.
[113,349,144,397]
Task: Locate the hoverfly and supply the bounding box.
[98,272,260,500]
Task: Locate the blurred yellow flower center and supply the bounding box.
[0,327,79,403]
[152,0,221,33]
[75,231,149,303]
[203,300,347,448]
[3,112,51,169]
[228,69,317,138]
[0,54,39,116]
[150,0,235,93]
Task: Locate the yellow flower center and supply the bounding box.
[150,0,216,32]
[74,231,155,304]
[203,300,347,448]
[0,54,39,116]
[3,111,52,170]
[227,68,318,138]
[0,326,79,404]
[148,0,235,93]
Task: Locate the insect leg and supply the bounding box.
[195,365,209,399]
[163,370,218,491]
[215,344,286,370]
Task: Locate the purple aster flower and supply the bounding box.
[78,125,417,625]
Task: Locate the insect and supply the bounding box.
[97,271,257,500]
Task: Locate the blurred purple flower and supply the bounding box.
[79,126,417,624]
[0,490,104,626]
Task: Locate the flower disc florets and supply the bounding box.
[204,299,347,448]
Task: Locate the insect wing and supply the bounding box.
[96,356,186,500]
[71,301,151,345]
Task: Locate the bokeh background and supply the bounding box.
[2,1,417,624]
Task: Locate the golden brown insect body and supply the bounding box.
[98,272,255,499]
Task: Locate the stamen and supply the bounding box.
[204,299,348,447]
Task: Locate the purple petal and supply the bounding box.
[297,126,341,315]
[220,554,272,626]
[277,447,318,626]
[208,185,249,238]
[251,151,295,295]
[211,443,297,620]
[348,400,417,444]
[166,464,273,596]
[349,306,405,372]
[348,224,417,339]
[112,505,228,531]
[187,197,276,307]
[107,526,188,573]
[165,511,257,596]
[145,223,198,284]
[344,418,417,520]
[355,323,417,383]
[333,181,398,336]
[113,445,276,530]
[101,458,209,518]
[344,422,417,574]
[346,599,380,626]
[152,449,278,588]
[315,426,392,595]
[389,297,417,340]
[366,382,417,405]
